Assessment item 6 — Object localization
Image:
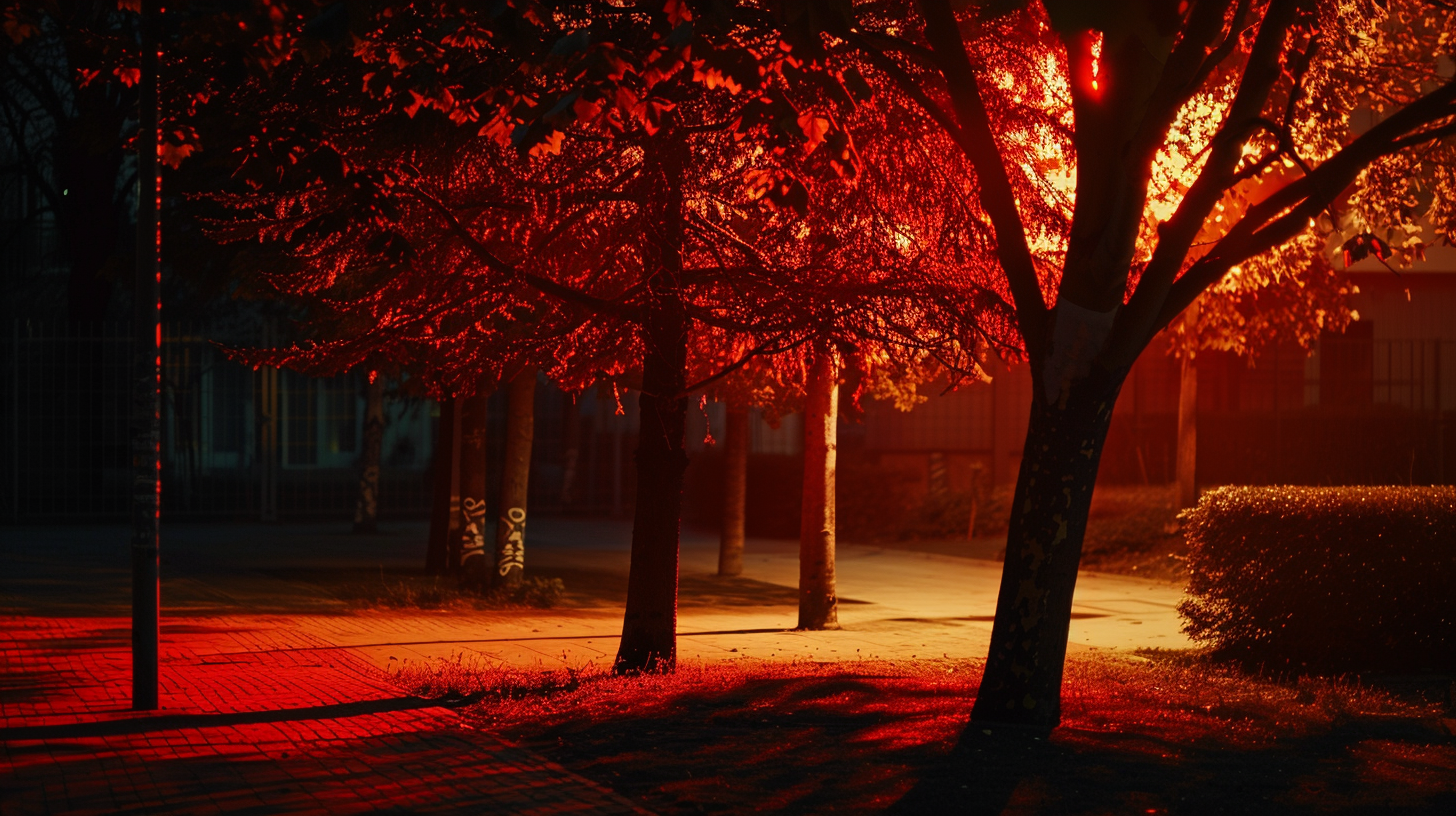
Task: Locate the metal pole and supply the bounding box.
[1436,342,1444,484]
[131,0,161,711]
[258,318,278,522]
[11,319,18,520]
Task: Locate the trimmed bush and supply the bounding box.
[1179,486,1456,673]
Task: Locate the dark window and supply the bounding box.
[210,360,249,454]
[284,372,318,466]
[323,375,357,455]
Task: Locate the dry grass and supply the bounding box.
[337,574,566,611]
[389,649,1455,814]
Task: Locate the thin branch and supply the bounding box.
[1102,0,1298,369]
[673,330,815,399]
[401,183,642,321]
[911,0,1048,352]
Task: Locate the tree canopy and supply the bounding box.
[64,0,1456,729]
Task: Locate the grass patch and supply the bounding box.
[391,651,1456,814]
[844,483,1188,581]
[338,573,566,610]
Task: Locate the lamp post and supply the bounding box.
[131,0,161,711]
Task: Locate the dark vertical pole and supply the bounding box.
[717,406,747,577]
[11,320,17,521]
[131,0,161,711]
[494,367,535,588]
[1436,342,1444,484]
[457,384,491,588]
[1176,302,1199,508]
[1272,342,1281,482]
[353,373,385,533]
[425,396,456,574]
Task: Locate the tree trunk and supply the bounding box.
[616,134,688,675]
[1176,300,1200,509]
[495,367,536,589]
[798,350,840,630]
[457,386,491,591]
[970,366,1125,732]
[718,407,749,577]
[425,397,457,575]
[353,374,385,533]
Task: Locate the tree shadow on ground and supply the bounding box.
[489,667,1456,815]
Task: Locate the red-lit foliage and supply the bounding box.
[773,0,1456,730]
[188,2,1006,674]
[143,0,1456,729]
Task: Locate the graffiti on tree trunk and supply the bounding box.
[460,496,487,569]
[498,507,525,577]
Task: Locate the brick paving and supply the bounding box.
[0,615,651,815]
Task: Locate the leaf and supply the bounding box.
[528,129,565,157]
[3,10,37,44]
[797,114,831,151]
[664,0,693,26]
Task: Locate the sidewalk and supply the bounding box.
[1,519,1192,814]
[0,615,649,815]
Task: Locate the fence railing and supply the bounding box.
[0,321,436,521]
[1,320,647,523]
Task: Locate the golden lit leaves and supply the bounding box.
[528,130,565,157]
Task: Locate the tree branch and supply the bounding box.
[912,0,1048,354]
[1156,79,1456,327]
[1101,0,1298,369]
[401,183,642,322]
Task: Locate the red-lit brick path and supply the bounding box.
[0,615,651,815]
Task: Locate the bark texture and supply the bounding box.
[798,351,840,631]
[616,136,688,675]
[495,368,536,589]
[456,387,491,590]
[718,407,748,577]
[353,375,385,533]
[970,366,1124,731]
[425,397,457,575]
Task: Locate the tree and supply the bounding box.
[456,381,492,588]
[797,343,839,629]
[353,371,386,532]
[495,365,535,588]
[717,403,748,576]
[425,394,459,575]
[190,1,989,674]
[784,0,1456,730]
[1,0,140,324]
[1166,177,1357,507]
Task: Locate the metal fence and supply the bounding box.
[0,320,650,523]
[1,320,434,521]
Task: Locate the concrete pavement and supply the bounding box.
[1,518,1191,674]
[1,517,1191,814]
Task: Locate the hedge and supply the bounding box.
[1178,486,1456,673]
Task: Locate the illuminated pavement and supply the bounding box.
[309,520,1192,674]
[0,615,650,815]
[0,519,1191,814]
